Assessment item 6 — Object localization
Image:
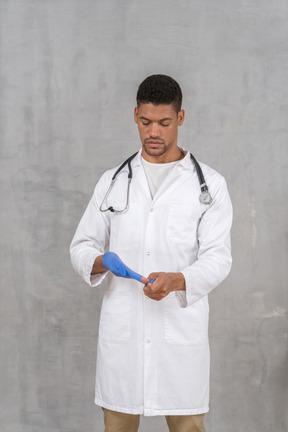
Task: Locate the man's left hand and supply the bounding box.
[143,272,185,301]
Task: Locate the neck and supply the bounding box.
[142,147,185,164]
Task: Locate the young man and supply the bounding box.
[70,74,233,432]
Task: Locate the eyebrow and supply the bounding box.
[139,116,173,121]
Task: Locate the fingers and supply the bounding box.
[143,280,154,292]
[144,272,160,287]
[143,278,163,301]
[147,272,159,280]
[143,274,160,291]
[142,272,169,301]
[141,276,150,284]
[144,278,156,286]
[143,281,155,295]
[143,289,162,301]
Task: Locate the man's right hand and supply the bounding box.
[93,252,148,284]
[102,252,129,277]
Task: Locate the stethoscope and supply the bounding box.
[99,151,213,213]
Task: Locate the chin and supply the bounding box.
[143,144,167,157]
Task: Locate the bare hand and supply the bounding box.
[143,272,185,301]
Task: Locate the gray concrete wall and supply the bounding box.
[1,1,287,431]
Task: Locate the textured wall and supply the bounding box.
[1,1,287,431]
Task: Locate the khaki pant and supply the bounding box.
[102,407,206,432]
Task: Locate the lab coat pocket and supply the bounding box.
[164,294,208,345]
[109,202,140,250]
[167,204,201,245]
[98,291,131,343]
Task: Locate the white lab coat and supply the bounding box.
[70,148,233,416]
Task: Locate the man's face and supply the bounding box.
[134,103,185,162]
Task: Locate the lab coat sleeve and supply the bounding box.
[176,176,233,308]
[69,172,111,287]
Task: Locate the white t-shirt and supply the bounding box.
[141,157,179,199]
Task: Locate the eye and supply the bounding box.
[142,122,150,126]
[161,123,170,127]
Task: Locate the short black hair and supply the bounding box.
[136,74,182,113]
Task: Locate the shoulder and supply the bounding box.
[196,160,230,204]
[198,160,225,183]
[92,153,136,196]
[197,160,228,188]
[95,151,141,187]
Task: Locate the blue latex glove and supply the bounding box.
[102,252,145,283]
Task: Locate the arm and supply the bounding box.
[70,173,110,287]
[177,176,233,307]
[143,176,233,307]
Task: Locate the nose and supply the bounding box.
[150,122,160,137]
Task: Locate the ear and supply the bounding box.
[134,106,138,124]
[177,109,185,126]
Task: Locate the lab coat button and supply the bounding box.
[150,208,153,212]
[147,339,151,343]
[147,252,150,256]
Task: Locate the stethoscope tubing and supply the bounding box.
[111,152,138,181]
[99,151,212,213]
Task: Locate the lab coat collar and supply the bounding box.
[130,147,192,170]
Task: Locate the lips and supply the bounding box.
[146,141,163,145]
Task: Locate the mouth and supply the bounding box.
[146,140,163,146]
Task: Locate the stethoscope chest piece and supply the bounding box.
[199,191,213,205]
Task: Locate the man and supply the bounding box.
[70,74,233,432]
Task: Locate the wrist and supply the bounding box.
[169,272,186,292]
[91,254,106,275]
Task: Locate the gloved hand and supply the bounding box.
[102,252,149,284]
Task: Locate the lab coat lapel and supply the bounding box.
[130,149,152,201]
[141,149,193,205]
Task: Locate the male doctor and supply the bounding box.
[70,74,233,432]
